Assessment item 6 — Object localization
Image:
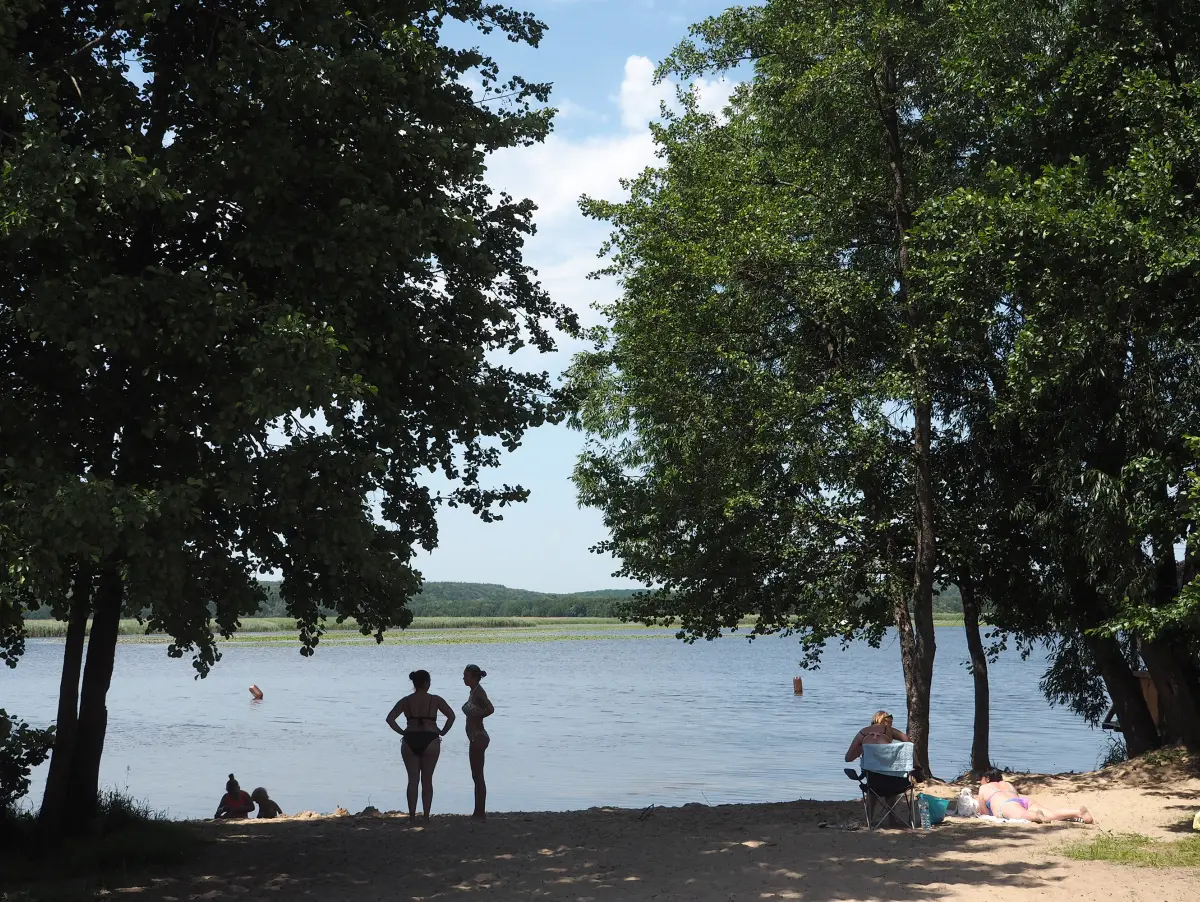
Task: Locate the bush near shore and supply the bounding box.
[1,790,199,893]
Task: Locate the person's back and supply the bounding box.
[845,710,909,762]
[251,787,284,819]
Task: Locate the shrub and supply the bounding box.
[1098,734,1128,769]
[0,711,54,810]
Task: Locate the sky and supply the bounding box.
[414,0,741,592]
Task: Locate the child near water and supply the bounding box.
[251,787,284,819]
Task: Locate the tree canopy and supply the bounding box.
[0,0,573,835]
[568,0,1200,769]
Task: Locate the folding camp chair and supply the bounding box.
[844,741,916,830]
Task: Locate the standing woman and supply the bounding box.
[462,664,495,820]
[386,670,455,821]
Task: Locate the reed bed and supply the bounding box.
[20,615,626,638]
[22,613,967,639]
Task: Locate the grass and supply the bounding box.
[1,790,201,896]
[1062,832,1200,867]
[1098,734,1128,769]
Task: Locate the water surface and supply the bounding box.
[4,627,1104,819]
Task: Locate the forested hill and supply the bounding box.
[258,581,640,618]
[25,581,965,620]
[24,581,963,620]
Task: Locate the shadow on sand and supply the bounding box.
[68,800,1093,901]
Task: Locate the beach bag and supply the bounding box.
[955,788,979,817]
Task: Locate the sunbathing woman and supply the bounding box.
[977,769,1094,823]
[462,664,495,820]
[386,669,456,821]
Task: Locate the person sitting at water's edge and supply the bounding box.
[251,787,284,819]
[214,774,255,819]
[845,710,915,827]
[976,769,1094,823]
[845,710,909,762]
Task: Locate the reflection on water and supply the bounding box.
[5,627,1102,819]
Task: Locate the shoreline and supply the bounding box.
[9,754,1195,902]
[22,614,972,644]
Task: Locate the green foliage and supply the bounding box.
[0,0,574,674]
[917,1,1200,643]
[1062,833,1200,868]
[0,711,54,810]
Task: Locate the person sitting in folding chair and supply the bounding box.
[844,710,916,829]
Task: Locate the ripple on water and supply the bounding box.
[9,629,1103,818]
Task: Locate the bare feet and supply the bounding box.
[1078,806,1094,824]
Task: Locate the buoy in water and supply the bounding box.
[249,684,264,700]
[793,677,803,695]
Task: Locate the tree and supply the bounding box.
[916,0,1200,750]
[0,0,574,838]
[568,0,1044,776]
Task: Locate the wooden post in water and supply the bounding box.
[793,677,803,695]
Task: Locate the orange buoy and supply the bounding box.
[249,684,264,700]
[793,677,803,695]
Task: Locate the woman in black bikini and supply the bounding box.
[386,670,456,821]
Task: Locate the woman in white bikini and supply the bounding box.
[385,669,456,821]
[462,664,495,820]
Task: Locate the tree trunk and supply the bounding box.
[1142,634,1200,749]
[1084,632,1160,757]
[960,571,990,774]
[61,565,123,832]
[1142,542,1200,749]
[879,44,937,780]
[893,587,934,777]
[38,567,93,841]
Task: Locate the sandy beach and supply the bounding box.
[84,753,1199,902]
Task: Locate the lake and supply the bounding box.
[4,626,1107,819]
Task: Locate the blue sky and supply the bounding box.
[417,0,740,592]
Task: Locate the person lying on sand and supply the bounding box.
[976,769,1094,823]
[214,774,255,819]
[251,787,284,819]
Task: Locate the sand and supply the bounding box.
[77,755,1200,900]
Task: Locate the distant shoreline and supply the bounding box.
[23,614,970,644]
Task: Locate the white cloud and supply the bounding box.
[693,74,738,117]
[618,55,675,129]
[482,55,741,334]
[617,54,738,130]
